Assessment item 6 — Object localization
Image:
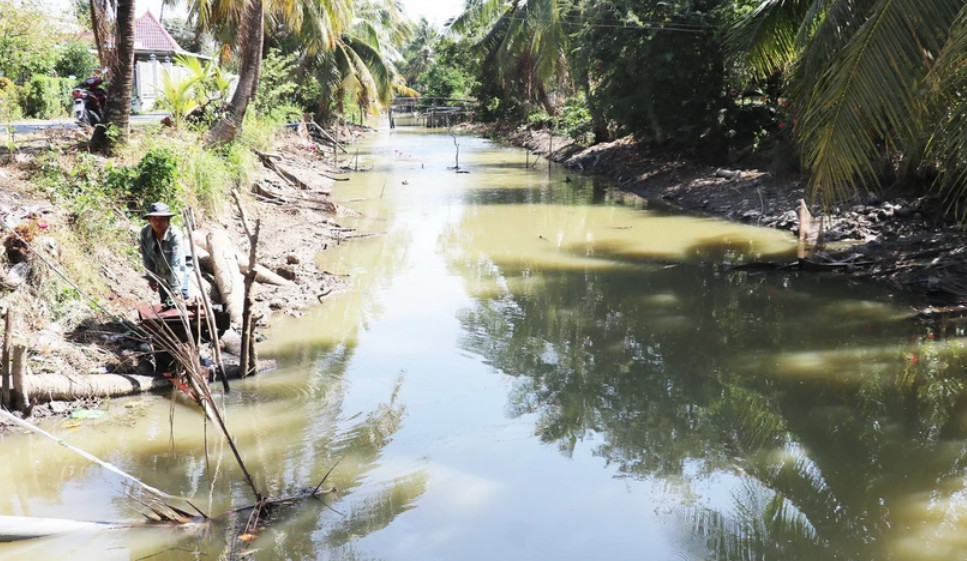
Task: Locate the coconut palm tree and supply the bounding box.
[208,0,263,143]
[91,0,136,152]
[449,0,572,112]
[401,17,438,86]
[187,0,397,140]
[730,0,967,209]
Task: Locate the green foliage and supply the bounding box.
[35,151,125,242]
[157,55,232,128]
[419,65,469,99]
[21,75,73,119]
[571,0,740,156]
[0,76,22,121]
[35,147,181,240]
[725,0,967,209]
[254,49,301,115]
[413,37,477,99]
[400,18,440,85]
[0,0,61,81]
[154,70,200,129]
[527,96,594,144]
[181,142,236,211]
[556,100,593,143]
[55,41,98,79]
[132,148,181,212]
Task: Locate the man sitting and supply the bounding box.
[139,202,191,307]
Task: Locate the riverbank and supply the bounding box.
[502,127,967,310]
[0,122,365,419]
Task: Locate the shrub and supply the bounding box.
[0,77,22,121]
[154,70,199,129]
[525,96,594,144]
[556,98,593,144]
[21,75,72,119]
[132,148,181,212]
[55,41,98,80]
[254,49,300,115]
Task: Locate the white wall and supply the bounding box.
[134,56,193,112]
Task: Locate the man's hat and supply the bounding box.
[144,202,175,218]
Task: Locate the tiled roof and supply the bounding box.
[134,10,184,54]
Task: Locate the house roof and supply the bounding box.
[134,10,185,55]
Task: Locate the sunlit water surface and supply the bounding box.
[3,127,967,561]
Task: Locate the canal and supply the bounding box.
[2,127,967,561]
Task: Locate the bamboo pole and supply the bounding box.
[0,408,189,503]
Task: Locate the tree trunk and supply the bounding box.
[192,236,292,286]
[23,373,171,401]
[208,229,246,325]
[209,0,264,144]
[91,0,135,152]
[583,77,609,143]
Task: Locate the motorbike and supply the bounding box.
[72,76,107,127]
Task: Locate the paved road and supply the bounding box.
[4,113,168,134]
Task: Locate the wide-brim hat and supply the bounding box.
[144,202,175,218]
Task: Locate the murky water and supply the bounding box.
[3,127,967,561]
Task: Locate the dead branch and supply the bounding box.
[183,208,229,391]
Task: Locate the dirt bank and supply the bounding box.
[0,124,366,419]
[504,128,967,310]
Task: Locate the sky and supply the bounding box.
[52,0,465,29]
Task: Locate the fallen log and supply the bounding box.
[253,182,339,214]
[305,120,349,153]
[193,239,292,287]
[257,151,313,191]
[25,372,171,400]
[208,229,246,325]
[12,362,279,405]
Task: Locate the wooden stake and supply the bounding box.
[239,220,261,378]
[2,310,13,408]
[548,127,553,176]
[10,344,28,412]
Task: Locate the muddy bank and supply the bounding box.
[0,125,367,418]
[503,128,967,309]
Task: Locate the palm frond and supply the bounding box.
[448,0,511,36]
[727,0,815,79]
[797,0,962,205]
[344,36,394,104]
[791,0,873,97]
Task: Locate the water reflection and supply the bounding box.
[0,359,424,561]
[450,211,967,559]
